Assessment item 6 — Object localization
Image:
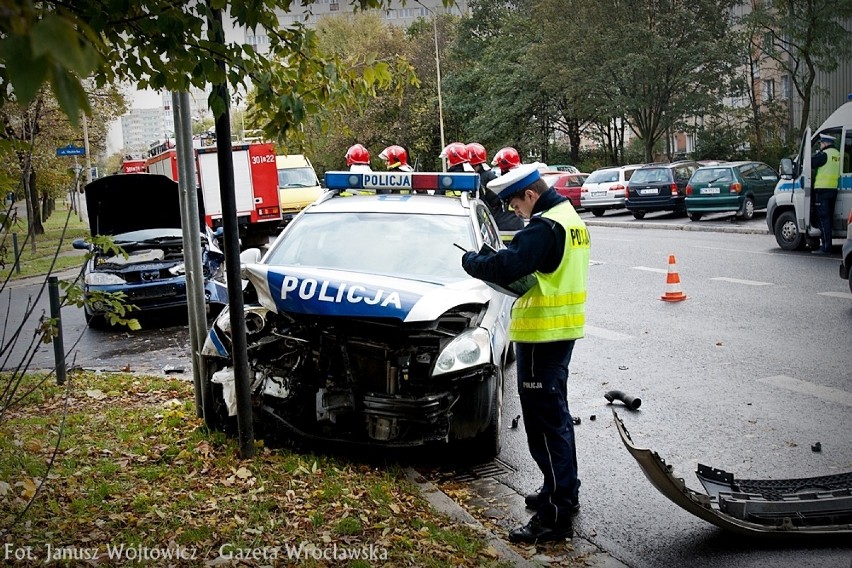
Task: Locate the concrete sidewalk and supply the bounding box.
[408,469,628,567]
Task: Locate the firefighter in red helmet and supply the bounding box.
[492,146,521,175]
[467,143,523,231]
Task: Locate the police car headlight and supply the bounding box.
[169,263,186,276]
[85,272,126,285]
[433,328,491,376]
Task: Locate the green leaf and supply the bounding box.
[50,65,89,124]
[0,35,48,105]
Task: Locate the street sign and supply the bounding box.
[56,144,86,156]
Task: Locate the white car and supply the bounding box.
[580,164,644,217]
[201,171,514,461]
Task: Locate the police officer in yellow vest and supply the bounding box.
[812,133,840,255]
[461,163,590,544]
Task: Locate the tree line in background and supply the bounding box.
[297,0,851,176]
[0,0,850,249]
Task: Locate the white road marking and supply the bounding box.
[585,325,633,341]
[710,277,772,286]
[818,291,852,299]
[633,266,668,274]
[691,245,778,256]
[758,375,852,408]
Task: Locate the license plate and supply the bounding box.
[638,188,658,195]
[591,191,606,197]
[701,187,720,194]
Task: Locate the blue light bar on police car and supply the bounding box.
[324,171,480,193]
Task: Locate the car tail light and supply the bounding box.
[730,182,742,193]
[848,209,852,223]
[685,184,693,195]
[580,187,588,195]
[670,183,678,196]
[612,183,625,193]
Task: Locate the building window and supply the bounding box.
[762,79,775,102]
[780,75,790,100]
[330,3,338,10]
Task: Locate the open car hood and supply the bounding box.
[612,409,852,536]
[242,264,493,323]
[84,174,183,236]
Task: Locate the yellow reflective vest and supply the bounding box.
[509,202,590,342]
[814,147,840,189]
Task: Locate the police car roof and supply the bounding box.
[309,193,472,216]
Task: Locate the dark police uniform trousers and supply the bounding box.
[516,338,580,526]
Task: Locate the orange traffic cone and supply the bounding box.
[660,254,687,302]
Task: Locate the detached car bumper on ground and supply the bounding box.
[613,409,852,536]
[201,171,514,461]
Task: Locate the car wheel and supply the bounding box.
[738,197,755,220]
[469,370,503,462]
[632,212,646,220]
[591,209,605,217]
[773,210,806,251]
[84,310,108,330]
[689,213,702,221]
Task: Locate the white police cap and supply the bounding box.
[486,162,542,200]
[819,133,836,143]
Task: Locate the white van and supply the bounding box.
[276,154,324,224]
[766,98,852,250]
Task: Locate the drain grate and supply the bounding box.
[439,458,516,483]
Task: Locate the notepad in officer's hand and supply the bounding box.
[475,243,537,298]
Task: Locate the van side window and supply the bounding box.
[844,131,852,174]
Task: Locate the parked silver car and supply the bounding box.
[580,164,643,217]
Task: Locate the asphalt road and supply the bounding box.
[496,223,851,568]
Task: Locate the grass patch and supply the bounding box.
[0,371,508,567]
[1,200,88,281]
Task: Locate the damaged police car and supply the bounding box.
[72,173,228,328]
[201,171,514,460]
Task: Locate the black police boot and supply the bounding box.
[508,515,573,544]
[524,491,581,514]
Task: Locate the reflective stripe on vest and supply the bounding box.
[509,202,590,343]
[814,147,841,189]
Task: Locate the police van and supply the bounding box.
[766,98,852,251]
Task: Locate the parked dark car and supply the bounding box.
[625,161,701,219]
[72,173,228,328]
[685,161,779,221]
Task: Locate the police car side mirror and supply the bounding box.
[779,158,794,179]
[239,248,262,264]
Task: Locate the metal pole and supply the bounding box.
[211,6,255,458]
[48,276,66,385]
[173,91,210,419]
[433,14,446,172]
[82,114,92,185]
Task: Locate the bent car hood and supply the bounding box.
[84,174,183,236]
[243,264,493,322]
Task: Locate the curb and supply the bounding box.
[585,218,770,235]
[406,468,628,567]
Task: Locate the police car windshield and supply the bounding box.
[266,212,473,282]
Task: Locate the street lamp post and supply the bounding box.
[416,0,446,171]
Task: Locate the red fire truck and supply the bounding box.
[121,158,147,173]
[145,140,282,247]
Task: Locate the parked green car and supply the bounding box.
[685,161,779,221]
